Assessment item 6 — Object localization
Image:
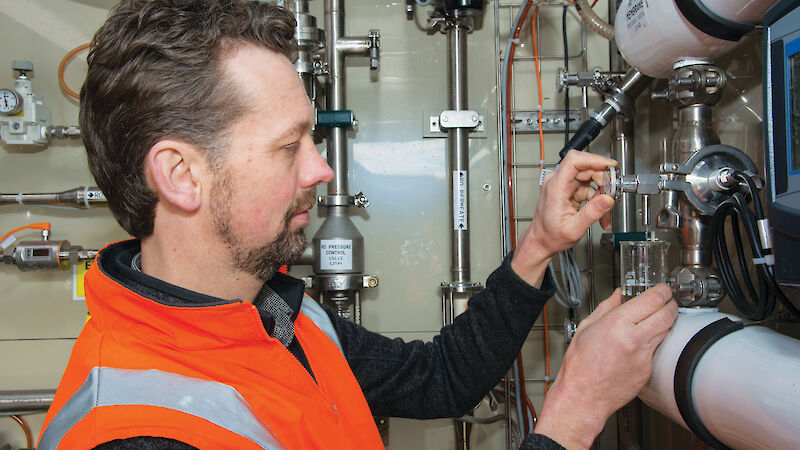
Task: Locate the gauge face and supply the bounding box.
[0,88,22,115]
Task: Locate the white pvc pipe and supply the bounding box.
[639,308,800,449]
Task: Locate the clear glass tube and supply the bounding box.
[620,240,670,302]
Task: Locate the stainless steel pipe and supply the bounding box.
[448,21,471,286]
[0,389,54,414]
[324,0,348,196]
[611,116,637,232]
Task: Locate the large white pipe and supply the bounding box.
[614,0,778,78]
[639,308,800,449]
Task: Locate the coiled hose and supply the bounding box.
[711,172,800,321]
[574,0,614,41]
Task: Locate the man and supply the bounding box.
[39,1,677,449]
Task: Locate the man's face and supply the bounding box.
[207,45,333,281]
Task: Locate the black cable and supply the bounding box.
[711,172,800,321]
[562,5,569,148]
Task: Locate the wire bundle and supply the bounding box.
[711,172,800,321]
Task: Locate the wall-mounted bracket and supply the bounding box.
[512,109,582,133]
[424,110,486,138]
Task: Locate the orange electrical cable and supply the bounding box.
[531,10,551,396]
[542,305,551,394]
[11,415,33,449]
[58,42,91,100]
[531,8,545,169]
[0,223,51,246]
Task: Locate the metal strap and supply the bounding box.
[675,0,754,42]
[673,318,743,450]
[39,367,284,450]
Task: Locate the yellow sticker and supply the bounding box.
[73,259,94,301]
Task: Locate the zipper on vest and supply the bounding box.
[249,305,339,416]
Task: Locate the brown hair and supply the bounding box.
[81,0,297,238]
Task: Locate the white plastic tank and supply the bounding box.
[638,308,800,449]
[614,0,778,78]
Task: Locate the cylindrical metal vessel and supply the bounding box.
[639,308,800,449]
[614,0,778,78]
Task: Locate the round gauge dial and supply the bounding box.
[0,88,22,115]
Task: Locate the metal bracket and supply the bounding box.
[302,274,379,290]
[660,162,693,175]
[424,110,486,138]
[512,110,582,133]
[317,192,370,208]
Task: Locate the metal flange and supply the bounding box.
[440,281,483,294]
[681,144,757,216]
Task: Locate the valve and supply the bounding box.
[0,61,80,147]
[367,30,380,70]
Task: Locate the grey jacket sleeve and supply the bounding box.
[327,252,555,419]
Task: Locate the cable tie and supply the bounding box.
[83,186,91,209]
[539,168,554,186]
[16,193,23,205]
[752,255,775,266]
[510,38,520,44]
[757,218,772,249]
[0,235,15,250]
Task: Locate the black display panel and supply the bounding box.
[791,49,800,172]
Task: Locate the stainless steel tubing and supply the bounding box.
[672,104,719,267]
[337,37,370,54]
[448,22,471,285]
[325,0,348,196]
[0,389,54,414]
[611,115,637,232]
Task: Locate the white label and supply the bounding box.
[539,168,554,186]
[625,0,649,37]
[453,170,468,230]
[320,239,353,270]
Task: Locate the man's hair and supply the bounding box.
[81,0,297,238]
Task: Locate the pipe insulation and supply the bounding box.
[638,308,800,449]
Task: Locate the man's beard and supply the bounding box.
[209,168,315,282]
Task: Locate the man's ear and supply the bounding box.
[144,140,208,212]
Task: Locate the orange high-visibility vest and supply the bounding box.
[39,243,383,449]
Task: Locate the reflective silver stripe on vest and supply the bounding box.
[39,367,284,450]
[300,296,343,355]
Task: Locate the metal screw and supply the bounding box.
[442,115,449,122]
[672,164,679,171]
[471,114,478,123]
[482,183,491,192]
[12,123,20,130]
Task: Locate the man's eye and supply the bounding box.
[284,142,300,152]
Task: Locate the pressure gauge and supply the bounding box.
[0,88,22,115]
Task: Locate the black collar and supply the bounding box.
[97,240,306,321]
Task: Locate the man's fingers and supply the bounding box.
[571,185,597,204]
[638,299,679,339]
[574,194,615,231]
[580,288,622,329]
[599,210,612,230]
[618,283,673,325]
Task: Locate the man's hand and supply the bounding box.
[533,284,678,449]
[512,150,617,286]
